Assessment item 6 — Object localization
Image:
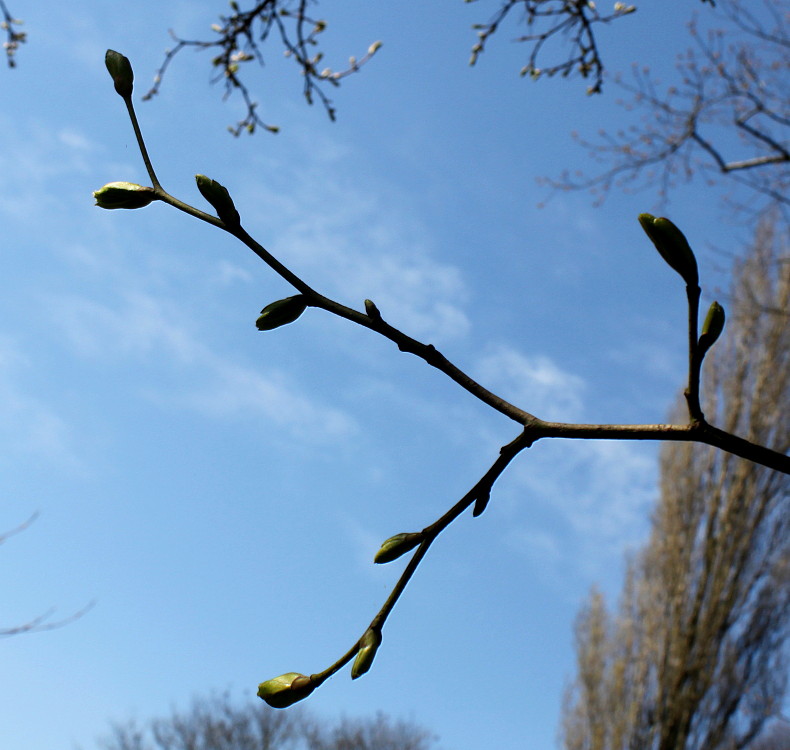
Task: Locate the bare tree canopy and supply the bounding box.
[561,210,790,749]
[95,694,438,750]
[549,0,790,215]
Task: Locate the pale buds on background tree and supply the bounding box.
[255,295,308,331]
[257,672,315,708]
[105,49,134,99]
[195,174,240,227]
[93,182,157,210]
[638,213,699,287]
[374,532,423,564]
[351,627,382,679]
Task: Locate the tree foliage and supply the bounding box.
[561,210,790,750]
[96,694,437,750]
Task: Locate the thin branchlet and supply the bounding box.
[544,0,789,217]
[106,60,789,706]
[143,0,381,135]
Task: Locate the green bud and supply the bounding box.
[351,628,382,680]
[256,295,308,331]
[93,182,156,210]
[638,213,699,287]
[364,299,381,320]
[195,174,241,227]
[257,672,314,708]
[374,532,422,564]
[105,50,134,98]
[698,300,725,357]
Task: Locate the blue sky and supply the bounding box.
[0,2,765,749]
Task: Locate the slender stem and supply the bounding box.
[123,96,162,191]
[685,283,704,422]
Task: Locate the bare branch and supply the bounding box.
[467,0,638,94]
[546,0,790,215]
[143,1,381,135]
[0,0,25,68]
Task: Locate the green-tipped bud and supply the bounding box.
[698,300,725,358]
[373,532,422,564]
[364,299,381,320]
[105,50,134,98]
[195,174,241,227]
[256,296,308,331]
[638,213,699,287]
[351,628,382,680]
[257,672,314,708]
[93,182,156,210]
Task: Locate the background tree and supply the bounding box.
[0,512,92,637]
[0,0,25,67]
[550,0,790,218]
[95,694,437,750]
[561,209,789,750]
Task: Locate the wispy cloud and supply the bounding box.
[474,343,586,421]
[238,153,471,343]
[0,338,78,468]
[504,438,657,588]
[52,291,356,442]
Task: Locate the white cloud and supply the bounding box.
[0,338,78,468]
[239,158,471,343]
[474,343,586,421]
[53,291,356,442]
[504,438,657,586]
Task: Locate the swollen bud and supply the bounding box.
[195,174,241,227]
[364,299,382,320]
[472,488,491,517]
[93,182,156,210]
[256,296,308,331]
[257,672,314,708]
[105,50,134,98]
[698,300,725,358]
[374,532,423,564]
[638,213,699,287]
[351,628,382,680]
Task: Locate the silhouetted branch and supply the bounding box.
[143,0,381,135]
[99,49,789,706]
[545,0,789,214]
[467,0,637,94]
[0,0,25,67]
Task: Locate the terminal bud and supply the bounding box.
[93,182,156,210]
[257,672,315,708]
[105,50,134,98]
[638,213,699,287]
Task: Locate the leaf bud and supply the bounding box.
[374,532,423,564]
[256,295,308,331]
[93,182,156,210]
[697,300,725,358]
[105,50,134,98]
[257,672,314,708]
[195,174,241,227]
[472,488,491,517]
[351,628,382,680]
[364,299,382,320]
[368,41,382,55]
[638,213,699,287]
